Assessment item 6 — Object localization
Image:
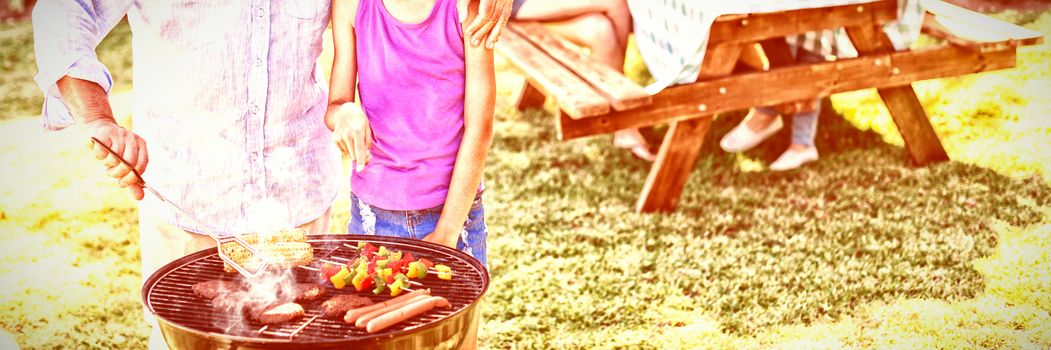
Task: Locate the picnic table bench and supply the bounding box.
[496,0,1042,213]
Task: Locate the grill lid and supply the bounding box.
[143,235,489,344]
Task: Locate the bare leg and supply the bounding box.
[541,13,624,70]
[513,0,631,50]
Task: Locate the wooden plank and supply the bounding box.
[512,22,652,111]
[709,0,897,45]
[636,43,743,213]
[847,24,949,165]
[556,42,1017,140]
[739,43,769,71]
[922,0,1043,46]
[513,80,546,111]
[496,29,610,118]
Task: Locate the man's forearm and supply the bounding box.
[56,76,117,125]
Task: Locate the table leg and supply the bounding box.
[514,80,546,111]
[636,43,743,213]
[636,116,713,212]
[846,25,950,165]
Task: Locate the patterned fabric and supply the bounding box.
[32,0,342,235]
[787,0,925,57]
[627,0,924,93]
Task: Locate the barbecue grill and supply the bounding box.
[143,234,489,349]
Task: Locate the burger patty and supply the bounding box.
[192,280,245,300]
[321,294,374,318]
[212,292,304,325]
[254,302,305,325]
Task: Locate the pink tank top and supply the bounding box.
[351,0,473,210]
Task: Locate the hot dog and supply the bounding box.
[365,296,451,333]
[354,294,431,328]
[343,289,430,324]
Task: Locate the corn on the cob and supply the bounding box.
[223,241,314,273]
[219,228,307,252]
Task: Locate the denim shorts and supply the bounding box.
[348,193,488,267]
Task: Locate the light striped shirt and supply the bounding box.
[33,0,341,235]
[628,0,924,93]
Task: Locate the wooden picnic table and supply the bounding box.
[497,0,1042,213]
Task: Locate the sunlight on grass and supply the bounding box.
[734,153,768,173]
[834,12,1051,184]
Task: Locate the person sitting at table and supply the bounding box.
[719,0,925,171]
[719,42,825,171]
[509,0,656,161]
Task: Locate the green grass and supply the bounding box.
[1,11,1050,349]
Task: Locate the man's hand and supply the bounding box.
[328,102,373,172]
[87,118,149,200]
[458,0,512,49]
[422,228,459,249]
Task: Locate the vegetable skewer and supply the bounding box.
[341,243,454,279]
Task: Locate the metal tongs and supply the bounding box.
[90,137,272,278]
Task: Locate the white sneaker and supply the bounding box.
[769,147,819,171]
[719,116,783,153]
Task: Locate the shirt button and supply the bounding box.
[255,58,262,67]
[251,106,260,114]
[257,9,265,17]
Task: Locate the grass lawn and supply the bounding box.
[1,10,1050,350]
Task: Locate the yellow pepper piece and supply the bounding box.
[389,279,405,297]
[351,268,370,291]
[435,264,452,280]
[330,266,351,289]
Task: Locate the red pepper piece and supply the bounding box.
[320,263,341,280]
[361,243,378,259]
[360,274,375,291]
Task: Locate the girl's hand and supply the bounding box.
[422,229,458,249]
[329,102,373,172]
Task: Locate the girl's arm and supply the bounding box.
[424,0,496,248]
[326,0,372,172]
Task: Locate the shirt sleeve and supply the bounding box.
[32,0,133,130]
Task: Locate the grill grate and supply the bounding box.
[144,235,488,343]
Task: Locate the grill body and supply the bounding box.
[143,235,489,349]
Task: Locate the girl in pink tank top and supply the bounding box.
[324,0,496,267]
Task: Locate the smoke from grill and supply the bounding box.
[215,200,305,331]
